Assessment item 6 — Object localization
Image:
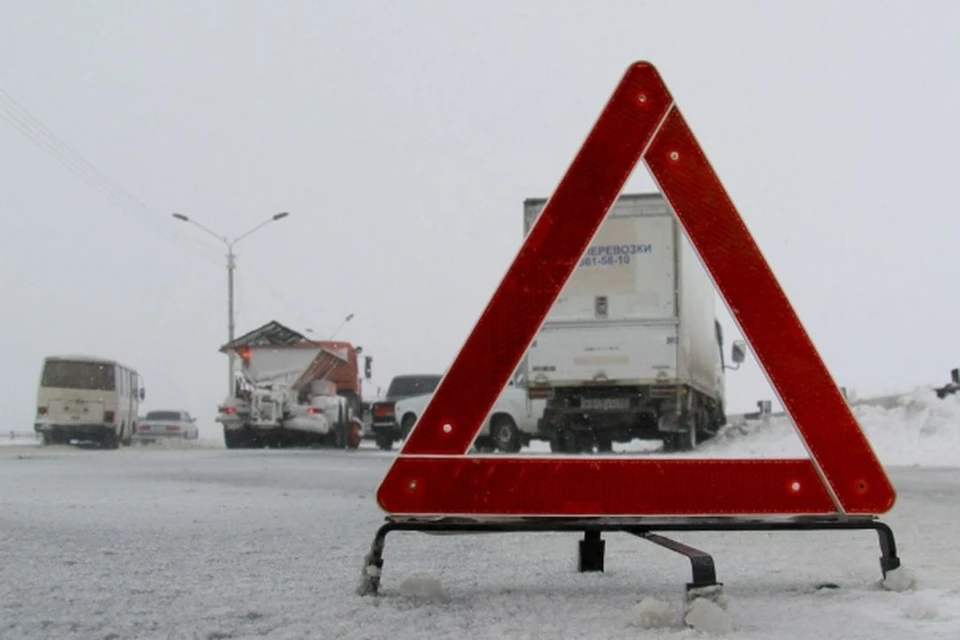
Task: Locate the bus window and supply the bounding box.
[41,360,116,391]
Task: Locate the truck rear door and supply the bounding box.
[524,197,679,386]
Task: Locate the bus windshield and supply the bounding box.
[41,360,116,391]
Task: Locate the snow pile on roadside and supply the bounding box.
[397,575,447,600]
[0,437,227,450]
[0,437,40,447]
[626,597,677,629]
[700,388,960,467]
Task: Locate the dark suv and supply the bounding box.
[370,374,443,450]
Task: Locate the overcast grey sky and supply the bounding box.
[1,1,958,440]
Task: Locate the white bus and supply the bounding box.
[34,355,145,449]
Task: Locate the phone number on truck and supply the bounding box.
[579,243,652,267]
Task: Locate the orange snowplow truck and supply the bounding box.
[216,320,373,449]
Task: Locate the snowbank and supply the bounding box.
[694,387,960,467]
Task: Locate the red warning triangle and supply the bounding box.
[376,61,896,518]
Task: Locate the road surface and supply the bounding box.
[1,444,957,639]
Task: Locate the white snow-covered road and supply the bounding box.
[1,444,958,639]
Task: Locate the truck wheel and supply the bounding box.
[550,430,581,454]
[224,428,243,449]
[375,434,394,451]
[596,433,613,453]
[698,406,721,442]
[325,426,339,448]
[549,428,573,453]
[574,432,595,453]
[347,419,364,449]
[491,416,521,453]
[663,425,697,452]
[102,431,120,450]
[549,433,566,453]
[400,415,417,440]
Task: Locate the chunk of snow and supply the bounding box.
[903,593,940,620]
[626,596,677,629]
[398,575,446,600]
[687,584,729,610]
[684,598,733,634]
[883,567,917,592]
[676,387,960,467]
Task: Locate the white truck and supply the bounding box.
[393,372,545,453]
[215,321,367,449]
[522,192,746,453]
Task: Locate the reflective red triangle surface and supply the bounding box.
[376,61,896,518]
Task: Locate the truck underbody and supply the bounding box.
[536,383,726,453]
[222,420,363,449]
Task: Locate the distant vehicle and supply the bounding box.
[215,320,372,449]
[393,372,545,453]
[134,409,200,443]
[369,374,443,450]
[34,354,145,449]
[521,193,747,453]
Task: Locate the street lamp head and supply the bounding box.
[273,212,289,221]
[172,213,189,221]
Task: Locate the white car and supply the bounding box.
[393,378,544,453]
[134,409,200,443]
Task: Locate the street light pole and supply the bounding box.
[330,313,355,340]
[305,313,355,341]
[227,249,236,354]
[173,211,290,394]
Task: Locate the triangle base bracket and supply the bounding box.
[356,515,901,597]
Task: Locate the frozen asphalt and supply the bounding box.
[1,443,958,640]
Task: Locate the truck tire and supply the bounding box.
[550,429,589,454]
[400,414,416,440]
[663,422,697,452]
[698,404,722,442]
[326,424,342,448]
[224,427,242,449]
[375,434,394,451]
[102,430,120,450]
[596,432,613,453]
[491,415,521,453]
[347,419,364,449]
[549,432,565,453]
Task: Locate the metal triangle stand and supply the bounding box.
[358,514,901,600]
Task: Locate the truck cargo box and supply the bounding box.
[523,192,723,400]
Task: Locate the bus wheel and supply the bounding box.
[103,431,120,450]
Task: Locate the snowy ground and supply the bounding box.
[2,389,959,639]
